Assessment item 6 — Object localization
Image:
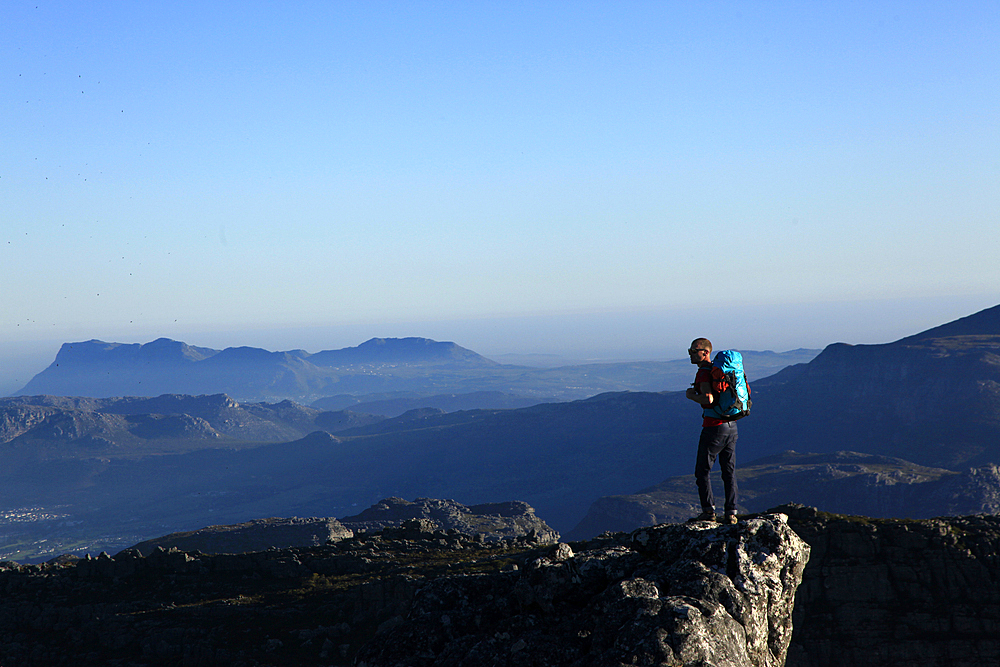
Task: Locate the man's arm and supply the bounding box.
[685,381,716,405]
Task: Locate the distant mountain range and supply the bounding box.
[15,337,497,402]
[2,305,1000,562]
[0,393,382,458]
[14,335,819,404]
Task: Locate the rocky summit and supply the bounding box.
[126,498,559,557]
[0,513,807,667]
[339,496,561,545]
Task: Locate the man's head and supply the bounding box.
[688,338,712,366]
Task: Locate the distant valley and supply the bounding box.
[3,306,1000,563]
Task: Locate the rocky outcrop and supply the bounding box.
[780,504,1000,667]
[0,513,807,667]
[129,517,354,556]
[341,497,561,544]
[357,514,809,667]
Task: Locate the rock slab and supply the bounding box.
[129,516,353,555]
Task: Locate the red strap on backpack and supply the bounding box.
[709,366,729,394]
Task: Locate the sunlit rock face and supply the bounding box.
[356,513,810,667]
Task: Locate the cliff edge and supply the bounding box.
[357,513,809,667]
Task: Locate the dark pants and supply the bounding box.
[695,421,738,514]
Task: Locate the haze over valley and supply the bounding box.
[2,304,1000,563]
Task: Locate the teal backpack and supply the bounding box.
[704,350,752,421]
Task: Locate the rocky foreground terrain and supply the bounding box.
[0,514,807,667]
[0,506,998,666]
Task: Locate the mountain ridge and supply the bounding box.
[741,305,1000,470]
[14,336,818,403]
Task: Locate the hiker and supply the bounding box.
[685,337,738,524]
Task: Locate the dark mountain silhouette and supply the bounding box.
[739,303,1000,469]
[900,302,1000,340]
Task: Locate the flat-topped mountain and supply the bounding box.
[15,337,498,401]
[14,336,817,403]
[307,336,496,366]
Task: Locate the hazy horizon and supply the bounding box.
[3,292,997,397]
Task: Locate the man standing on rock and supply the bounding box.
[685,338,738,524]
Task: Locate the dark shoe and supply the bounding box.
[694,510,717,522]
[722,513,738,525]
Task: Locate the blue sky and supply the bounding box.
[2,1,999,392]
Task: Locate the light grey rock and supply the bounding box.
[341,497,560,544]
